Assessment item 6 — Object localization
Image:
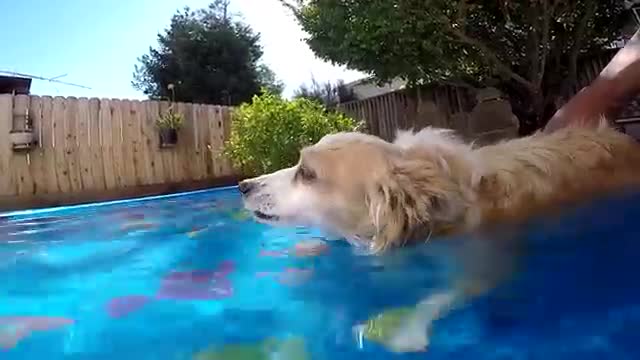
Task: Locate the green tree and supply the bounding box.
[293,78,357,109]
[282,0,629,132]
[133,0,283,105]
[257,64,285,96]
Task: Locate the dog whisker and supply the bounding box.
[423,225,433,244]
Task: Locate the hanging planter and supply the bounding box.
[9,129,36,152]
[10,106,36,152]
[156,83,185,148]
[156,107,184,148]
[158,128,178,148]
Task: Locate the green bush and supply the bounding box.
[224,91,358,175]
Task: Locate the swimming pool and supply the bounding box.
[0,186,639,359]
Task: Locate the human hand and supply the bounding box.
[545,29,640,133]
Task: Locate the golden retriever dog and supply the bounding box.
[240,121,640,250]
[239,121,640,352]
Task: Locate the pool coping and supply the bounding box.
[0,185,239,218]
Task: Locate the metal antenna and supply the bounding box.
[0,70,92,90]
[48,73,68,81]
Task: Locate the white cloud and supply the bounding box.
[230,0,366,97]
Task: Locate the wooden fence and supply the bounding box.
[339,85,476,141]
[0,95,237,210]
[339,48,640,142]
[572,50,616,94]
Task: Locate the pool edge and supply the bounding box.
[0,184,240,218]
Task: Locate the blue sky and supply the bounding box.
[1,0,365,99]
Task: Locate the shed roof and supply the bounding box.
[0,75,32,95]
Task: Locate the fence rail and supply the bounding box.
[0,95,236,207]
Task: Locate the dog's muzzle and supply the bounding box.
[237,179,281,222]
[238,179,256,196]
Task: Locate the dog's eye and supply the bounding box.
[296,165,316,182]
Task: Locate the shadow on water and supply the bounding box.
[279,189,640,359]
[430,189,640,359]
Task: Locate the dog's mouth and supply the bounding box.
[253,211,280,222]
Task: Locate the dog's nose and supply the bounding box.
[238,180,255,195]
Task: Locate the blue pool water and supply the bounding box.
[0,186,639,359]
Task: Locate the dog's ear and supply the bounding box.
[365,153,470,252]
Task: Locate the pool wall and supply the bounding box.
[0,184,240,218]
[0,176,244,213]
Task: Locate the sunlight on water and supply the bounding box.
[0,187,639,359]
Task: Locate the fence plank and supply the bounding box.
[129,102,145,186]
[190,104,200,179]
[193,104,204,178]
[166,105,177,184]
[380,98,390,140]
[38,96,59,193]
[144,101,164,184]
[64,97,83,192]
[191,104,204,180]
[28,96,45,195]
[197,104,213,178]
[179,104,198,180]
[389,95,397,135]
[379,98,389,140]
[367,99,377,135]
[220,106,233,175]
[110,100,127,188]
[130,100,144,186]
[168,103,183,182]
[132,100,153,186]
[205,105,216,177]
[190,103,205,180]
[99,99,117,190]
[383,95,393,138]
[119,100,138,187]
[175,102,191,182]
[207,105,222,176]
[77,98,94,191]
[390,93,399,130]
[88,98,106,191]
[211,106,225,176]
[52,97,72,194]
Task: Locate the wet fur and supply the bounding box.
[357,121,640,251]
[241,121,640,253]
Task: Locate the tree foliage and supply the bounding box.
[293,78,358,108]
[133,0,283,105]
[282,0,629,131]
[224,91,357,175]
[257,64,285,96]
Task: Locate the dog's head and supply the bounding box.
[239,128,477,252]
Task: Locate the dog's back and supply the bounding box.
[472,123,640,226]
